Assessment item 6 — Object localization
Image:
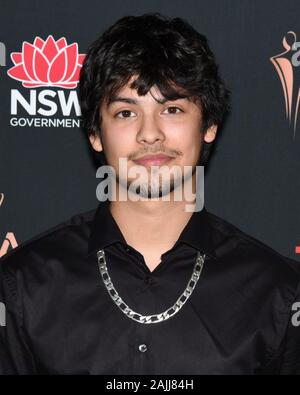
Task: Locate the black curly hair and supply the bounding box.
[79,12,230,164]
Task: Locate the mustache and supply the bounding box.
[129,146,183,161]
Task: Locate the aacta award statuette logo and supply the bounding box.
[7,35,85,128]
[270,31,300,138]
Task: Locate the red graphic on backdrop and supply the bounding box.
[7,35,85,89]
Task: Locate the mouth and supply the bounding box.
[133,154,174,167]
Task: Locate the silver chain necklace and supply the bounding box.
[97,249,206,324]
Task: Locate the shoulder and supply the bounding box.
[202,210,300,365]
[205,209,300,292]
[0,207,97,277]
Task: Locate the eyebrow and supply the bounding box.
[106,96,188,108]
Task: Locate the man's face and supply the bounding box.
[89,76,217,199]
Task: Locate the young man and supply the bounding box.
[1,13,300,375]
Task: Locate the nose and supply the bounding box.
[136,113,166,145]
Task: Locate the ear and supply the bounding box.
[203,124,218,143]
[89,133,103,152]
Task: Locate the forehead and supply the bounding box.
[126,75,190,98]
[108,86,166,106]
[104,78,198,110]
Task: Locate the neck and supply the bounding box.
[109,183,196,256]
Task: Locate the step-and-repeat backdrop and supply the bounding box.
[0,0,299,261]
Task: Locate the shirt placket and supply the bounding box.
[125,245,157,374]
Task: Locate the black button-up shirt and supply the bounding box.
[0,199,300,375]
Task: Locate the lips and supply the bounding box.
[133,154,173,166]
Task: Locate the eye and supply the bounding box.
[114,110,136,119]
[163,106,183,115]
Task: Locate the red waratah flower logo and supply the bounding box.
[7,35,85,89]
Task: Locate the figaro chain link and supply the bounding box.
[97,249,206,324]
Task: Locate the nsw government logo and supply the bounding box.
[7,35,85,128]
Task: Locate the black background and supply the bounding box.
[0,0,299,260]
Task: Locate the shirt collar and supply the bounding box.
[87,199,217,259]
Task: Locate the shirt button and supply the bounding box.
[125,246,131,253]
[138,344,148,353]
